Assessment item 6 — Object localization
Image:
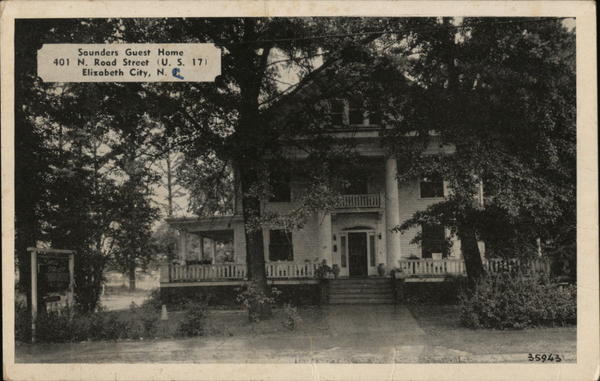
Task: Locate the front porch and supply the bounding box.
[159,258,551,286]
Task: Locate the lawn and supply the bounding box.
[407,304,576,361]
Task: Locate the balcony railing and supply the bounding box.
[336,194,380,208]
[161,258,550,283]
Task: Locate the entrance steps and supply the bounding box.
[328,278,394,304]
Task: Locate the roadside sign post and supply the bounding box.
[27,247,75,343]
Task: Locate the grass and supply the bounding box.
[407,304,576,357]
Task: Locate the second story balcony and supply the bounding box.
[335,193,381,209]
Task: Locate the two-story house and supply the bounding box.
[159,96,499,304]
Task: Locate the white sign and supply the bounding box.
[37,43,221,82]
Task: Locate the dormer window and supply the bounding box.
[327,99,378,127]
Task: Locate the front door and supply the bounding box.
[348,232,368,277]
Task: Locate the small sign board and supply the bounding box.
[27,247,75,342]
[37,43,221,82]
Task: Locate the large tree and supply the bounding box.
[383,18,576,282]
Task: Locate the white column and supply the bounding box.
[68,253,75,307]
[385,157,402,268]
[318,211,333,265]
[178,230,188,262]
[30,250,38,343]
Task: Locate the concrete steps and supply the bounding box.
[328,278,394,304]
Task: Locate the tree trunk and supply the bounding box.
[458,223,484,286]
[239,163,272,320]
[128,265,136,292]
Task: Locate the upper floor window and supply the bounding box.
[330,99,345,126]
[348,99,365,125]
[327,99,379,127]
[421,223,447,258]
[420,175,444,198]
[269,229,293,261]
[269,170,291,202]
[343,175,368,195]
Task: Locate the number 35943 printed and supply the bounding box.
[528,353,562,362]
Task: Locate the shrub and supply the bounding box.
[178,301,207,337]
[141,288,163,311]
[281,303,302,330]
[15,300,30,342]
[35,308,76,343]
[235,282,281,322]
[127,302,160,339]
[459,272,576,329]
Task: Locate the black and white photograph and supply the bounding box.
[1,1,598,380]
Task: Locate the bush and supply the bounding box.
[141,288,163,311]
[235,282,281,322]
[35,307,77,342]
[281,303,302,330]
[24,301,162,343]
[15,300,30,342]
[178,301,207,337]
[459,272,576,329]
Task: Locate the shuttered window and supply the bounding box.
[421,224,446,258]
[420,175,444,198]
[269,230,293,261]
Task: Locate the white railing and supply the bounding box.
[336,194,380,208]
[397,258,550,277]
[161,262,317,282]
[266,262,317,278]
[161,258,551,282]
[166,263,247,282]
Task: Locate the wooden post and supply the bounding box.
[30,250,37,343]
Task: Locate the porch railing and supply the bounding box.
[266,262,317,278]
[161,258,550,283]
[336,194,380,208]
[165,263,247,283]
[397,258,550,277]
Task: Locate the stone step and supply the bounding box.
[329,278,390,284]
[329,288,392,294]
[329,298,394,304]
[329,292,393,299]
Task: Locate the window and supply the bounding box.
[330,99,345,126]
[367,106,381,125]
[269,170,291,202]
[348,99,364,125]
[420,175,444,198]
[343,175,368,194]
[340,235,347,267]
[269,230,293,261]
[421,224,446,258]
[369,233,376,267]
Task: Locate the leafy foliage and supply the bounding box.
[177,301,207,337]
[459,272,576,329]
[385,18,576,280]
[235,282,281,322]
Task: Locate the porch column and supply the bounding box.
[318,211,333,265]
[385,156,402,268]
[178,230,188,262]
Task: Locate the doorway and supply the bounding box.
[348,232,368,277]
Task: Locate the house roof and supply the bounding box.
[165,214,244,232]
